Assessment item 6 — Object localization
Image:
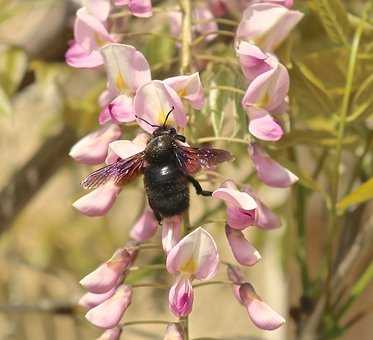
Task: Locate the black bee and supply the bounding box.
[81,108,232,223]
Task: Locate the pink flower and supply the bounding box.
[212,180,257,230]
[241,54,289,113]
[251,0,294,8]
[80,247,137,293]
[168,276,194,317]
[83,0,111,22]
[226,225,261,266]
[134,80,187,133]
[97,327,122,340]
[105,132,149,164]
[79,287,117,309]
[130,208,158,242]
[164,323,184,340]
[164,73,205,110]
[193,4,218,42]
[213,180,281,229]
[236,3,303,52]
[65,6,117,68]
[166,228,219,317]
[162,215,182,254]
[99,43,152,125]
[239,283,285,330]
[115,0,152,18]
[69,124,122,165]
[73,182,121,217]
[247,107,284,141]
[249,144,298,188]
[86,284,133,328]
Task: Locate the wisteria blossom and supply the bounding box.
[114,0,153,18]
[166,228,219,317]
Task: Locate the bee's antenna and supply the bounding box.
[163,106,175,127]
[135,115,161,128]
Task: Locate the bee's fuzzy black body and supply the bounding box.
[81,115,232,224]
[144,129,189,221]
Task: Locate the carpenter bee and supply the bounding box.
[81,108,232,223]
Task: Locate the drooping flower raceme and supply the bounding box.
[166,228,219,317]
[65,1,117,68]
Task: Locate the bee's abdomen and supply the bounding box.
[144,163,189,217]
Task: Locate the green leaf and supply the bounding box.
[0,85,12,117]
[0,46,28,96]
[351,263,373,298]
[310,0,351,46]
[337,178,373,211]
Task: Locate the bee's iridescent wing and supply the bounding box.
[81,152,146,189]
[175,144,233,175]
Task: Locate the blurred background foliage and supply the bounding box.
[0,0,372,339]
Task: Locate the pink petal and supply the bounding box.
[226,206,256,230]
[242,56,289,112]
[101,43,151,95]
[168,276,194,317]
[84,0,111,21]
[212,187,257,211]
[248,108,283,141]
[99,89,114,108]
[69,124,122,165]
[115,0,129,5]
[86,285,132,329]
[73,182,121,217]
[65,41,104,68]
[130,208,158,242]
[193,4,218,42]
[97,327,122,340]
[128,0,152,17]
[243,187,281,229]
[99,95,136,125]
[236,3,304,52]
[236,41,271,81]
[249,144,298,188]
[79,287,116,309]
[106,137,147,164]
[80,247,135,293]
[164,323,184,340]
[166,227,219,280]
[225,225,261,266]
[239,283,285,330]
[134,80,187,133]
[164,73,204,110]
[162,215,182,254]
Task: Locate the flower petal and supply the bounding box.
[236,3,303,52]
[227,264,246,284]
[248,108,283,141]
[130,208,158,242]
[79,287,116,309]
[97,327,122,340]
[80,247,135,293]
[101,43,151,95]
[249,144,298,188]
[164,73,204,110]
[134,80,187,133]
[86,285,132,328]
[73,182,121,217]
[226,225,261,266]
[239,283,285,330]
[162,215,182,254]
[164,323,184,340]
[69,124,122,165]
[128,0,152,17]
[212,187,257,211]
[65,41,104,68]
[193,4,218,42]
[99,94,136,125]
[166,227,219,280]
[84,0,111,21]
[168,276,194,317]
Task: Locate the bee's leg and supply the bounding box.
[187,175,213,197]
[154,210,163,225]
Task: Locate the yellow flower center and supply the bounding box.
[181,258,197,274]
[115,73,127,92]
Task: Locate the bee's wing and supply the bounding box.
[81,152,146,189]
[174,144,233,175]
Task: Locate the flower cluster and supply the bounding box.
[67,1,303,339]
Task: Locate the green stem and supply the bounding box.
[192,30,235,46]
[179,0,192,74]
[131,283,168,289]
[208,85,245,95]
[129,264,166,272]
[193,17,238,27]
[197,136,250,145]
[182,316,189,340]
[121,320,173,327]
[193,280,232,288]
